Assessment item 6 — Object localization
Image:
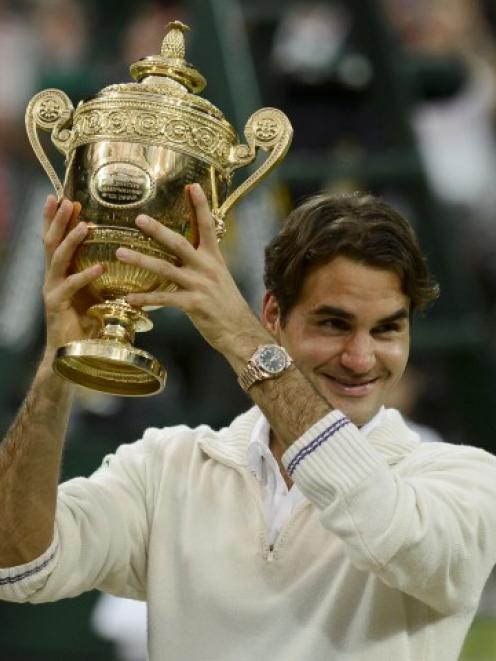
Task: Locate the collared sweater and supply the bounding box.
[1,407,496,660]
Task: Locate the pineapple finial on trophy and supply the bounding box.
[161,21,189,60]
[129,20,206,93]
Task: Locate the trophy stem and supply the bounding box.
[88,298,153,344]
[53,299,165,396]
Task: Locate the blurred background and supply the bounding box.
[1,0,496,658]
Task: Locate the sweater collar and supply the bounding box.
[199,406,420,468]
[246,406,387,479]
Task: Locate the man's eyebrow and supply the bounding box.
[310,305,410,324]
[375,308,410,325]
[311,305,354,320]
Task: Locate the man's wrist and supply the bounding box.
[213,307,275,375]
[238,344,293,392]
[221,330,275,375]
[38,348,76,397]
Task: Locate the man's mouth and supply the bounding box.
[322,374,380,397]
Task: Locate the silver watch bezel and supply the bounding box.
[252,344,292,375]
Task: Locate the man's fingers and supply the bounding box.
[188,183,220,252]
[134,215,200,265]
[48,221,89,278]
[185,184,199,248]
[43,198,76,260]
[125,290,188,310]
[43,197,81,236]
[42,194,59,236]
[47,263,104,304]
[64,264,104,298]
[132,184,221,269]
[116,247,193,288]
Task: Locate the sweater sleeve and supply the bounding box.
[282,409,496,615]
[0,428,163,604]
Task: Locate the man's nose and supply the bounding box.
[340,333,376,374]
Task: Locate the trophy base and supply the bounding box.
[54,339,166,396]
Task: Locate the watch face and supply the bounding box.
[258,345,288,374]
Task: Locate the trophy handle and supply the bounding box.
[216,108,293,221]
[25,89,75,200]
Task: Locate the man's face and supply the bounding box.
[262,256,411,427]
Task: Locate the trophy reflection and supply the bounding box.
[25,21,292,396]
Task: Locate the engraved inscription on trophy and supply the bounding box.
[91,163,154,209]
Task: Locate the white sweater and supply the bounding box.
[1,407,496,660]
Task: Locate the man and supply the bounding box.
[0,184,495,660]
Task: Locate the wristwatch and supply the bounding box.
[238,344,293,392]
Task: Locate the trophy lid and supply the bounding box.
[129,21,206,94]
[69,20,238,171]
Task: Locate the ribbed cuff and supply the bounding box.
[0,531,59,601]
[282,409,387,509]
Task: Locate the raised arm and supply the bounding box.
[117,184,331,447]
[0,196,103,567]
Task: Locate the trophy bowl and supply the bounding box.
[25,21,293,396]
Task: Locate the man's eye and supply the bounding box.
[321,318,349,331]
[373,323,399,335]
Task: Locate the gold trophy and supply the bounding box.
[25,21,292,396]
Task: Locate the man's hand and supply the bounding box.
[42,195,103,353]
[115,183,260,356]
[115,183,331,450]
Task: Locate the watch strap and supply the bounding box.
[238,361,270,392]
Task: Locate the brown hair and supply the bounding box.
[263,192,440,323]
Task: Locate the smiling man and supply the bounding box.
[255,193,430,481]
[263,257,410,425]
[1,186,496,661]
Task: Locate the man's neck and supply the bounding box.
[269,429,293,490]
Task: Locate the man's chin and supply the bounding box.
[309,374,382,426]
[322,391,379,427]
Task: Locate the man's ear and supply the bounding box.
[261,292,282,337]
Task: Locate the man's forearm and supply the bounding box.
[221,316,331,449]
[0,351,74,567]
[250,365,331,448]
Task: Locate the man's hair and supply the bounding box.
[263,192,440,323]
